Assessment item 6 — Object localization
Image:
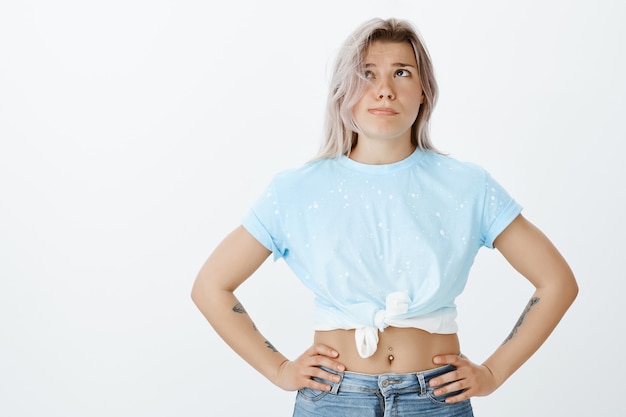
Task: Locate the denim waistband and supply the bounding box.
[319,365,456,397]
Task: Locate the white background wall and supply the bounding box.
[1,1,624,416]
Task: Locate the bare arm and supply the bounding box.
[191,225,344,391]
[429,214,578,401]
[485,214,578,384]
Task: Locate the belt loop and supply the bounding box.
[329,372,343,395]
[416,372,426,396]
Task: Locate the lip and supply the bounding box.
[368,108,398,116]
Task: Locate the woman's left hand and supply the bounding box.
[428,354,500,403]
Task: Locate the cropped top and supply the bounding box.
[242,149,523,358]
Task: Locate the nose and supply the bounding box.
[376,79,395,100]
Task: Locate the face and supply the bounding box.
[352,40,423,145]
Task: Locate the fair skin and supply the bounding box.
[350,40,423,164]
[191,40,578,403]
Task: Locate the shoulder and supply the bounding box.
[271,158,336,187]
[259,158,338,204]
[420,151,489,184]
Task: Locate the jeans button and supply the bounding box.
[381,380,389,388]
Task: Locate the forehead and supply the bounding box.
[363,41,417,65]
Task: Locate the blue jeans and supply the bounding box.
[293,365,473,417]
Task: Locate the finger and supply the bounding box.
[442,387,471,404]
[433,353,465,366]
[310,366,342,383]
[302,364,341,391]
[305,378,334,392]
[428,368,461,387]
[308,343,339,358]
[432,377,464,395]
[308,355,345,372]
[431,378,473,404]
[308,353,345,372]
[305,344,345,372]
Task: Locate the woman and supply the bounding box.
[191,17,577,416]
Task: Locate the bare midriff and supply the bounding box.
[314,327,460,374]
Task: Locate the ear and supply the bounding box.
[420,93,425,104]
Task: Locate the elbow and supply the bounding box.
[559,270,579,309]
[190,283,200,306]
[190,273,209,308]
[190,282,200,307]
[190,271,229,311]
[568,274,579,304]
[539,270,578,310]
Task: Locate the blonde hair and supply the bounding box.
[314,18,439,159]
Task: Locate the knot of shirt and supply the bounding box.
[355,291,411,358]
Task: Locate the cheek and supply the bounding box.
[406,98,422,116]
[353,91,368,109]
[410,90,424,112]
[351,99,367,120]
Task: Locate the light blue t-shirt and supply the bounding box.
[242,149,522,357]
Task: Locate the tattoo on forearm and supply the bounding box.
[264,340,278,352]
[502,296,541,345]
[232,303,247,314]
[232,303,276,352]
[232,303,258,331]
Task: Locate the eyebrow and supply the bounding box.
[364,62,417,68]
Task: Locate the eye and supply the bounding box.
[364,70,375,79]
[395,69,411,77]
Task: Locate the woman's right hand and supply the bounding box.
[275,344,346,391]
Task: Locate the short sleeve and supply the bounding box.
[241,180,287,260]
[480,171,523,249]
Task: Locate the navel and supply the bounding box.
[387,346,395,362]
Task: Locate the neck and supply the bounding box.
[349,138,415,165]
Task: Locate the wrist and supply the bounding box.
[272,359,290,388]
[481,362,504,389]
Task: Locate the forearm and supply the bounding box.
[192,285,287,385]
[481,214,579,388]
[428,281,577,404]
[482,282,577,387]
[192,226,345,393]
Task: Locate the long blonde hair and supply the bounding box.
[314,18,439,160]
